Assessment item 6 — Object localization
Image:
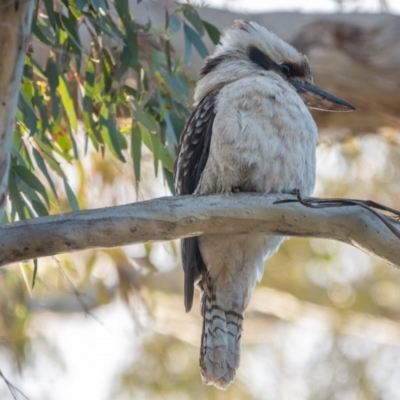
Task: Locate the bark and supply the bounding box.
[0,0,34,219]
[0,193,399,268]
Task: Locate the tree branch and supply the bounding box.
[0,0,34,219]
[0,193,399,268]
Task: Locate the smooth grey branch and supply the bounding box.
[0,193,399,268]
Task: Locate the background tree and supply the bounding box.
[1,0,400,399]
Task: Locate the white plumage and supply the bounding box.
[174,20,354,390]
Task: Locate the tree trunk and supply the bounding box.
[0,0,34,219]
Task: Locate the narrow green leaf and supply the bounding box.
[19,86,37,136]
[15,139,33,170]
[43,0,56,29]
[168,109,186,142]
[32,21,54,46]
[114,0,131,27]
[75,0,87,11]
[164,111,178,146]
[84,13,124,44]
[125,23,139,73]
[31,200,49,216]
[158,145,174,172]
[84,59,96,96]
[34,90,50,132]
[68,4,83,19]
[117,44,134,80]
[58,75,78,132]
[82,60,103,145]
[131,124,142,183]
[99,105,126,162]
[166,14,181,38]
[60,14,82,55]
[124,85,137,98]
[63,179,79,211]
[45,58,61,120]
[20,181,49,216]
[165,8,169,31]
[13,165,50,207]
[182,4,205,36]
[36,137,66,177]
[8,172,26,220]
[103,8,127,31]
[149,127,160,175]
[31,58,47,79]
[54,12,66,35]
[203,20,221,45]
[22,198,35,219]
[32,259,38,289]
[68,126,79,159]
[114,2,140,73]
[130,99,157,132]
[101,50,114,94]
[46,57,59,91]
[184,25,192,67]
[91,0,108,12]
[184,23,208,58]
[165,40,172,73]
[32,148,58,199]
[138,124,174,174]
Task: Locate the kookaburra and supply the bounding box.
[174,20,354,389]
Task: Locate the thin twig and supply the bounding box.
[274,190,400,240]
[52,256,104,326]
[0,369,30,400]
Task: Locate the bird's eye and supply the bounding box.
[280,63,293,77]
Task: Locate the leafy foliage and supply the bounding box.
[2,0,219,380]
[6,0,219,222]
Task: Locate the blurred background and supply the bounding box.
[1,0,400,399]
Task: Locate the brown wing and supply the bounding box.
[174,90,217,312]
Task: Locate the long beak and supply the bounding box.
[290,80,355,112]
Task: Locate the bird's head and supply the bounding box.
[197,20,354,112]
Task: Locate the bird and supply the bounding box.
[173,20,354,390]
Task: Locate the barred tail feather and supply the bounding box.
[199,288,244,390]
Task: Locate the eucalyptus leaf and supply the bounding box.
[12,165,50,207]
[131,124,142,183]
[203,20,221,45]
[58,76,78,133]
[182,4,205,36]
[63,179,79,211]
[184,23,208,58]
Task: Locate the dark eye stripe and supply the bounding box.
[248,45,274,70]
[247,45,309,78]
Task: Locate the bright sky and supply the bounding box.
[194,0,400,14]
